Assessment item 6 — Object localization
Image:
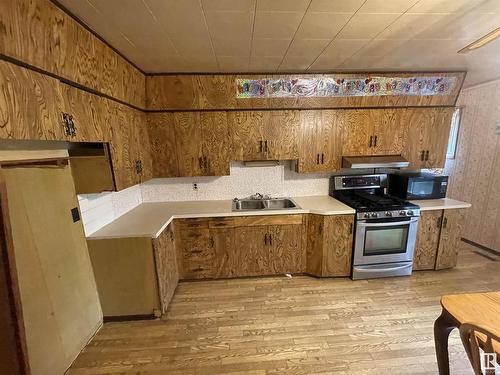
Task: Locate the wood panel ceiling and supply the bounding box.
[57,0,500,87]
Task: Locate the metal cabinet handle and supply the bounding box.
[269,234,272,246]
[316,154,320,164]
[437,216,443,228]
[204,156,208,171]
[192,267,204,272]
[259,140,263,153]
[349,223,353,235]
[321,153,324,164]
[264,233,268,245]
[443,217,448,228]
[199,157,203,169]
[190,249,203,254]
[209,237,214,247]
[420,150,425,161]
[374,135,377,147]
[425,150,429,161]
[264,140,268,152]
[369,136,373,147]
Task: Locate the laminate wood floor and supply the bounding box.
[69,242,500,375]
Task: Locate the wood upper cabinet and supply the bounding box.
[306,214,354,277]
[403,108,454,169]
[0,60,65,140]
[435,209,465,270]
[229,110,299,161]
[413,210,442,270]
[174,112,231,176]
[146,112,179,178]
[413,208,465,271]
[297,110,341,173]
[341,109,407,157]
[59,83,110,142]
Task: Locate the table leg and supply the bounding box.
[434,310,459,375]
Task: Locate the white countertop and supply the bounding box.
[87,196,355,240]
[410,198,471,211]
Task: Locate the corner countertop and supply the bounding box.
[410,198,471,211]
[87,195,355,240]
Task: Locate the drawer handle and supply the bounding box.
[369,136,373,147]
[316,154,320,164]
[192,267,204,272]
[321,153,324,164]
[190,249,203,254]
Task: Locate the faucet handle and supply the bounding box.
[232,197,239,202]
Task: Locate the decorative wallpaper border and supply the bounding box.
[236,76,456,98]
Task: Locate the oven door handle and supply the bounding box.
[355,263,413,273]
[357,217,419,227]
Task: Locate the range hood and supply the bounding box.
[342,155,410,169]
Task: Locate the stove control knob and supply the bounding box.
[407,210,414,216]
[371,212,378,218]
[364,213,370,219]
[385,211,392,217]
[399,210,406,216]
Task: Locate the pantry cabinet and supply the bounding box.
[306,214,355,277]
[229,111,300,161]
[297,110,341,173]
[413,208,465,270]
[403,108,454,169]
[341,109,408,157]
[174,112,231,176]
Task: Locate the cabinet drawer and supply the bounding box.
[234,215,303,227]
[182,260,214,279]
[208,217,235,228]
[176,218,209,229]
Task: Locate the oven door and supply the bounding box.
[354,217,419,266]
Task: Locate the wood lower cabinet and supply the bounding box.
[175,215,305,279]
[297,110,341,173]
[403,108,454,169]
[306,214,355,277]
[413,208,465,271]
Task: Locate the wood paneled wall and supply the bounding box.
[445,80,500,251]
[0,0,145,108]
[146,72,465,111]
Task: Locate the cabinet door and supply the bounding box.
[201,112,231,176]
[229,111,267,161]
[152,225,179,315]
[297,110,340,173]
[134,111,152,183]
[174,112,204,176]
[269,224,304,274]
[371,109,407,156]
[147,112,179,177]
[0,60,65,140]
[404,108,453,169]
[233,226,270,276]
[265,111,300,160]
[211,226,236,278]
[306,214,324,276]
[59,83,110,142]
[340,110,372,156]
[322,215,354,277]
[435,209,465,270]
[413,210,442,270]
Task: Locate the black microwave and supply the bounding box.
[388,172,448,200]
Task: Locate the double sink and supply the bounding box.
[232,197,300,212]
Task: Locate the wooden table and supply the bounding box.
[434,291,500,375]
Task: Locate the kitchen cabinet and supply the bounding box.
[229,110,300,161]
[403,108,454,169]
[413,208,465,270]
[174,112,231,176]
[297,110,341,173]
[147,113,179,177]
[175,215,305,279]
[0,60,65,140]
[306,214,355,277]
[341,109,408,157]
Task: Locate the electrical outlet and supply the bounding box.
[193,183,198,191]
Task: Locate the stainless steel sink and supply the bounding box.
[232,198,300,211]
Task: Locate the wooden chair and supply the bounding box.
[459,323,500,375]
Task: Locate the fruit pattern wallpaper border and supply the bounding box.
[235,76,457,98]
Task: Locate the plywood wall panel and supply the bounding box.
[446,80,500,251]
[146,72,465,110]
[0,0,146,108]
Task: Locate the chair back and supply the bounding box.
[459,323,500,375]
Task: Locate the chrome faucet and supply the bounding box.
[249,193,270,200]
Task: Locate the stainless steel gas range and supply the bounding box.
[330,174,420,280]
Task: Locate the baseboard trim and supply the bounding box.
[103,314,156,323]
[462,238,500,256]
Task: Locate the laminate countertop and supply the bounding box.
[409,198,471,211]
[87,195,355,240]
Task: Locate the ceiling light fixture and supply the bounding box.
[458,27,500,53]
